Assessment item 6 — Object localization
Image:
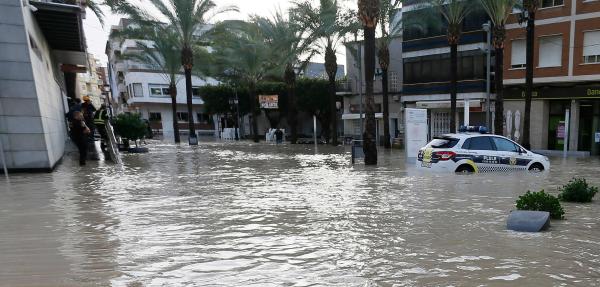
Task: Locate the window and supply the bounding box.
[541,0,564,8]
[197,113,210,124]
[511,39,526,69]
[492,137,520,152]
[177,112,189,122]
[132,83,143,97]
[192,87,201,98]
[539,35,562,67]
[583,30,600,64]
[149,84,170,97]
[149,112,162,122]
[427,138,459,148]
[462,136,495,151]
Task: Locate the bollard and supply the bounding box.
[507,210,550,232]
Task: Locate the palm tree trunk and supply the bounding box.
[494,46,504,136]
[285,64,298,144]
[382,67,390,148]
[182,46,196,142]
[450,42,458,133]
[363,26,378,165]
[249,83,260,143]
[523,13,535,149]
[169,82,180,143]
[325,46,338,146]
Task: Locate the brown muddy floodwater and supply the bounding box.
[0,140,599,286]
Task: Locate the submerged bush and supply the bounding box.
[558,178,598,203]
[516,190,564,220]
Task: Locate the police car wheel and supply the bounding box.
[455,165,474,173]
[528,163,544,172]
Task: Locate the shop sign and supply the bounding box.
[259,95,278,109]
[505,86,600,100]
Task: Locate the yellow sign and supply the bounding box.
[259,95,278,109]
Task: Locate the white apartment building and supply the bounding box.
[77,54,104,107]
[106,19,218,140]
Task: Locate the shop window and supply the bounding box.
[132,83,143,97]
[511,39,526,69]
[177,112,189,122]
[541,0,563,8]
[539,35,562,67]
[197,113,210,124]
[583,30,600,64]
[149,112,162,122]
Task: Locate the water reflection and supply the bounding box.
[0,141,599,286]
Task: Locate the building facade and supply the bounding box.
[503,0,600,155]
[0,0,88,170]
[77,54,104,107]
[342,37,403,144]
[401,2,492,139]
[106,19,218,140]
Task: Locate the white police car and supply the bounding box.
[416,126,550,173]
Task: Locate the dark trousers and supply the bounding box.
[75,139,87,165]
[97,126,107,151]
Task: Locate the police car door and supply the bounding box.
[491,137,528,171]
[463,136,501,172]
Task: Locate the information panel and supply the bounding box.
[405,108,428,162]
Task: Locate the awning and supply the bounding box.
[416,100,482,109]
[30,0,87,67]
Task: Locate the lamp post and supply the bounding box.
[482,21,492,129]
[229,96,240,141]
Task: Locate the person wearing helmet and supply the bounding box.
[81,96,97,141]
[93,103,109,152]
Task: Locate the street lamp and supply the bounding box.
[229,95,240,141]
[482,21,492,130]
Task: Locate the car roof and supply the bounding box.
[437,133,508,140]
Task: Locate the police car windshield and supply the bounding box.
[427,137,459,148]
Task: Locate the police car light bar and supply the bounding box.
[459,125,488,134]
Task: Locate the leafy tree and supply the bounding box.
[522,0,540,149]
[296,78,331,138]
[116,24,183,143]
[358,0,380,165]
[293,0,356,145]
[114,113,147,147]
[256,11,316,144]
[480,0,518,135]
[111,0,236,143]
[377,0,402,149]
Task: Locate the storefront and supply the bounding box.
[505,85,600,155]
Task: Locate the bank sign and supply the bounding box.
[505,86,600,100]
[259,95,278,109]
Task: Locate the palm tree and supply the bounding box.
[255,11,316,144]
[112,0,236,144]
[211,21,284,143]
[432,0,474,133]
[377,0,402,149]
[358,0,380,165]
[480,0,518,136]
[293,0,355,146]
[117,25,183,143]
[522,0,539,149]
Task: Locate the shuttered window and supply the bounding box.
[511,39,526,68]
[539,35,562,67]
[583,30,600,64]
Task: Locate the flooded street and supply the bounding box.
[1,140,599,286]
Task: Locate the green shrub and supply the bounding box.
[558,178,598,203]
[113,113,147,144]
[516,190,564,220]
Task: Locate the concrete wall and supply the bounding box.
[504,100,547,150]
[0,0,67,170]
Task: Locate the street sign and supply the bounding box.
[259,95,278,109]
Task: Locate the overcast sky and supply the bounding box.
[83,0,353,66]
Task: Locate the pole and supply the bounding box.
[564,108,570,158]
[313,115,317,145]
[485,20,491,129]
[0,138,8,180]
[358,42,364,140]
[464,99,470,126]
[235,89,240,141]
